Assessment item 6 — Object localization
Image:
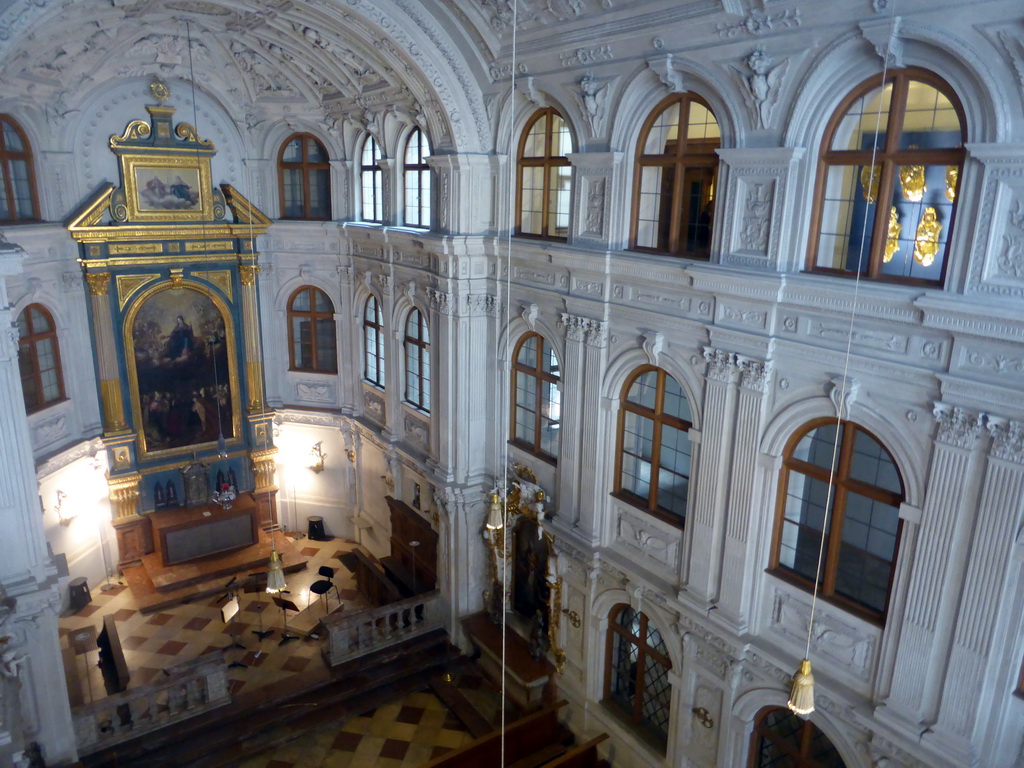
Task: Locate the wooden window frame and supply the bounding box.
[277,133,331,221]
[361,136,383,224]
[286,286,337,373]
[515,108,572,242]
[613,365,693,528]
[603,604,672,752]
[629,93,720,259]
[509,332,560,464]
[403,128,431,229]
[748,707,847,768]
[806,67,967,285]
[17,303,65,413]
[404,308,429,412]
[0,114,41,223]
[768,418,905,624]
[363,295,385,388]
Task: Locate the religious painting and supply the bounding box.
[512,517,550,620]
[126,284,238,459]
[120,153,213,222]
[134,166,201,212]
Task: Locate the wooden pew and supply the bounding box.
[423,700,571,768]
[542,734,610,768]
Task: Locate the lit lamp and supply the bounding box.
[54,490,74,526]
[787,658,815,716]
[309,441,327,474]
[485,492,504,530]
[266,541,287,594]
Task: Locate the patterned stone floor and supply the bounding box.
[58,535,511,767]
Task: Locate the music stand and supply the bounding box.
[272,595,300,646]
[220,592,247,669]
[244,573,273,642]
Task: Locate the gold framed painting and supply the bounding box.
[123,280,241,461]
[121,153,214,223]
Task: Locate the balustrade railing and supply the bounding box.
[321,590,442,667]
[72,651,230,755]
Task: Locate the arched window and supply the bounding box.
[1,115,40,222]
[278,133,331,220]
[770,419,904,621]
[809,68,965,284]
[17,304,64,413]
[631,93,719,258]
[510,332,560,461]
[614,367,692,526]
[404,308,429,412]
[361,136,383,223]
[363,295,385,387]
[287,286,337,373]
[517,108,573,240]
[749,707,848,768]
[605,605,672,751]
[404,128,431,229]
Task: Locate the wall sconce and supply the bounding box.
[54,490,74,526]
[309,442,327,474]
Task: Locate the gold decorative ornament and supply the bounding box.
[914,207,942,267]
[150,78,170,105]
[107,472,143,520]
[116,273,160,309]
[566,609,581,628]
[945,165,958,202]
[884,206,902,263]
[86,272,111,296]
[898,161,926,202]
[239,265,261,287]
[169,268,184,289]
[787,658,815,715]
[860,164,881,204]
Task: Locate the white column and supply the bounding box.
[933,418,1024,747]
[716,356,772,629]
[555,313,587,527]
[885,405,985,727]
[426,153,493,236]
[0,238,75,764]
[686,347,738,604]
[427,288,456,479]
[575,318,608,543]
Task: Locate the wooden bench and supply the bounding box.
[542,734,610,768]
[423,700,571,768]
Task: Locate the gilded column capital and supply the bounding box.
[107,472,142,520]
[239,264,261,286]
[86,272,111,296]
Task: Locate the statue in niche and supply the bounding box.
[154,483,166,509]
[165,480,179,507]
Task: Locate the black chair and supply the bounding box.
[308,566,340,611]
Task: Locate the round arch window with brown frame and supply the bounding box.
[769,417,905,624]
[613,365,694,528]
[603,603,672,753]
[807,67,967,285]
[630,92,720,259]
[0,114,41,223]
[286,286,337,374]
[17,303,66,413]
[748,706,848,768]
[509,331,561,463]
[515,107,573,241]
[277,132,332,220]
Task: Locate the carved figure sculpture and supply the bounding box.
[734,46,789,130]
[914,207,942,267]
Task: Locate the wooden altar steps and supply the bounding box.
[423,699,611,768]
[78,627,456,768]
[121,530,307,614]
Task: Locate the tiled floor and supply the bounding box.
[58,535,511,767]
